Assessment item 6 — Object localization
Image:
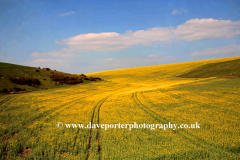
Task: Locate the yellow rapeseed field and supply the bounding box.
[0,56,239,159]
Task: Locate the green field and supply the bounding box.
[0,56,240,159]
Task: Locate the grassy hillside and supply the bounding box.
[176,58,240,78]
[0,62,100,94]
[0,56,239,159]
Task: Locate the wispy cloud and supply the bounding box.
[22,59,71,70]
[0,56,12,60]
[59,11,75,16]
[172,8,188,15]
[174,18,240,42]
[52,18,240,54]
[25,54,175,73]
[31,49,81,59]
[191,45,240,56]
[33,59,65,63]
[55,27,175,53]
[31,18,240,61]
[92,54,175,68]
[22,59,87,74]
[82,54,175,73]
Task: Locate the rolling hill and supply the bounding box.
[0,62,101,94]
[0,56,239,159]
[176,58,240,78]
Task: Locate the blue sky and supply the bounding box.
[0,0,240,73]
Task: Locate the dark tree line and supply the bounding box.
[50,73,102,85]
[50,74,83,85]
[2,87,26,93]
[9,77,41,85]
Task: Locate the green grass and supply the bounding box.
[0,62,94,94]
[176,58,240,78]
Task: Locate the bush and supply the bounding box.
[81,74,87,77]
[10,77,40,86]
[89,77,95,81]
[2,88,8,93]
[50,74,83,85]
[94,77,102,81]
[14,87,22,92]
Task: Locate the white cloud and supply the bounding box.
[59,11,75,16]
[191,45,240,56]
[174,18,240,42]
[0,56,14,64]
[52,18,240,54]
[22,59,76,72]
[105,58,115,61]
[81,54,175,73]
[31,49,81,59]
[55,27,175,53]
[22,51,220,73]
[32,18,240,60]
[172,8,188,15]
[33,59,65,63]
[92,54,175,68]
[147,54,160,58]
[22,58,93,74]
[0,56,12,60]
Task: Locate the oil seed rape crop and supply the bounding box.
[0,56,239,159]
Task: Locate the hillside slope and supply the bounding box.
[0,62,101,94]
[0,56,239,159]
[176,58,240,78]
[87,56,240,85]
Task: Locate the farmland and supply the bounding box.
[0,56,240,159]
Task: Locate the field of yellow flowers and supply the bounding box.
[0,56,239,159]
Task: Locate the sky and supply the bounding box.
[0,0,240,74]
